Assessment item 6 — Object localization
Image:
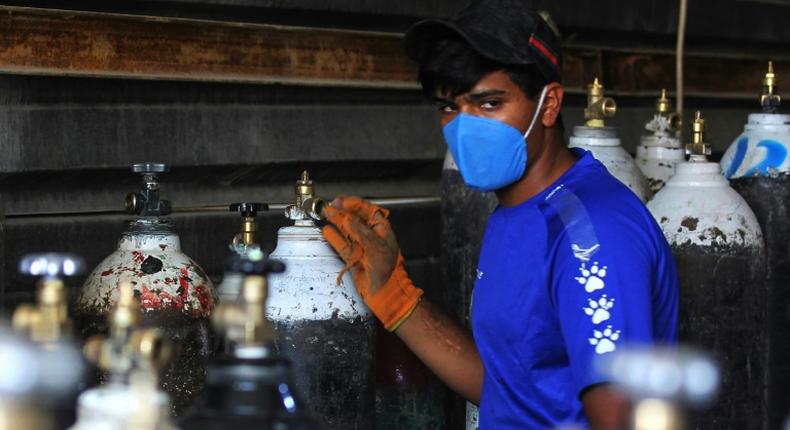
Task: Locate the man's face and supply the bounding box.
[432,70,538,136]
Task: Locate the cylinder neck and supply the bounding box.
[120,220,181,251]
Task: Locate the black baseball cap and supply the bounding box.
[404,0,562,83]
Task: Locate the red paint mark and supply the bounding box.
[132,251,145,264]
[195,284,214,312]
[140,286,162,309]
[100,269,113,277]
[159,244,167,251]
[134,267,213,316]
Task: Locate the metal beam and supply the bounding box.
[0,6,786,97]
[0,6,418,88]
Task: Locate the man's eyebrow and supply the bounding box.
[466,89,507,101]
[431,96,455,104]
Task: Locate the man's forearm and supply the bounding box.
[394,299,483,404]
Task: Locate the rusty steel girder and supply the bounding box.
[0,6,786,97]
[0,6,419,88]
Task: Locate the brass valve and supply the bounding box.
[213,256,286,350]
[213,275,273,348]
[83,282,172,380]
[656,89,682,131]
[13,254,84,346]
[230,203,268,254]
[286,171,327,221]
[584,78,617,127]
[760,61,781,113]
[686,111,711,158]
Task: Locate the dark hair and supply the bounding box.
[417,35,563,129]
[417,36,546,99]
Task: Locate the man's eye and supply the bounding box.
[481,100,501,109]
[438,104,457,113]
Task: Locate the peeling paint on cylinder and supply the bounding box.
[636,134,684,193]
[647,161,762,248]
[570,126,651,202]
[267,221,375,430]
[647,159,767,430]
[76,219,216,416]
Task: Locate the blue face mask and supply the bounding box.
[442,86,548,191]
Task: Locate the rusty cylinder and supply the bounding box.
[75,163,217,415]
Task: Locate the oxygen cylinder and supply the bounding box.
[180,255,325,430]
[267,171,375,430]
[569,78,651,202]
[440,151,495,430]
[719,62,790,429]
[76,163,217,415]
[647,112,766,430]
[72,283,179,430]
[635,89,684,192]
[13,253,87,430]
[0,327,83,430]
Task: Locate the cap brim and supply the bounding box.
[404,18,535,67]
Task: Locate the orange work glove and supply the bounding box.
[322,196,424,331]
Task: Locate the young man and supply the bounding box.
[322,1,679,428]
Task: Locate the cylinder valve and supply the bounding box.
[761,61,781,114]
[656,89,682,132]
[229,202,268,256]
[213,256,285,353]
[686,111,711,160]
[13,253,85,346]
[83,282,172,383]
[285,171,326,222]
[125,163,172,216]
[584,78,617,127]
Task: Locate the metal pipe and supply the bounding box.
[676,0,688,120]
[5,196,441,219]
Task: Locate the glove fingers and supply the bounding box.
[325,206,382,250]
[322,224,355,261]
[339,196,391,226]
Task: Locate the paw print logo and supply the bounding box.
[589,325,621,354]
[575,262,607,293]
[583,294,615,324]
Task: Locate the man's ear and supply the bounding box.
[541,83,564,128]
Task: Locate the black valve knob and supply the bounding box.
[230,203,268,218]
[224,255,285,276]
[132,163,168,174]
[19,253,86,277]
[127,162,171,216]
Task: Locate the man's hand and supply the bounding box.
[582,384,631,430]
[322,196,424,331]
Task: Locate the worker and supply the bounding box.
[322,0,679,428]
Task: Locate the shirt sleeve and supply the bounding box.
[544,191,657,398]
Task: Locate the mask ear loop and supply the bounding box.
[523,86,550,139]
